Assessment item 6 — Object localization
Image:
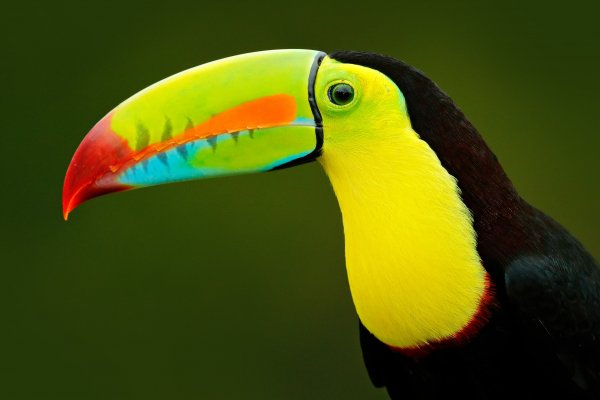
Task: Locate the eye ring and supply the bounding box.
[327,82,355,106]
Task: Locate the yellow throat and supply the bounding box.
[316,57,488,349]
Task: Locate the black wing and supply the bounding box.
[505,208,600,396]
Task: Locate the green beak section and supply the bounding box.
[63,50,325,218]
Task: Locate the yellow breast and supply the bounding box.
[319,125,488,349]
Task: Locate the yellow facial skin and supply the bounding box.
[316,57,487,349]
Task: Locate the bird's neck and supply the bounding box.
[319,126,490,350]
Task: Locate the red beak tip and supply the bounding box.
[62,196,74,221]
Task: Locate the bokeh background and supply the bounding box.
[2,1,599,399]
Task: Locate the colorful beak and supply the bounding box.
[63,50,325,219]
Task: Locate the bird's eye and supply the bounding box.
[328,83,355,106]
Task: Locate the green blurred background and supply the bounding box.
[2,1,598,398]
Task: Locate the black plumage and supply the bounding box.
[330,51,600,399]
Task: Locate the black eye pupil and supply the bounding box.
[329,83,355,105]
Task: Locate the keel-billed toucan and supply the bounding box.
[63,50,600,399]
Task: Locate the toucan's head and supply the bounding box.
[63,49,506,349]
[62,50,414,219]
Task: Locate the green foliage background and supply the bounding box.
[2,1,598,398]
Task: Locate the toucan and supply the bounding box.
[63,50,600,399]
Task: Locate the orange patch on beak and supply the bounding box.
[127,93,297,165]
